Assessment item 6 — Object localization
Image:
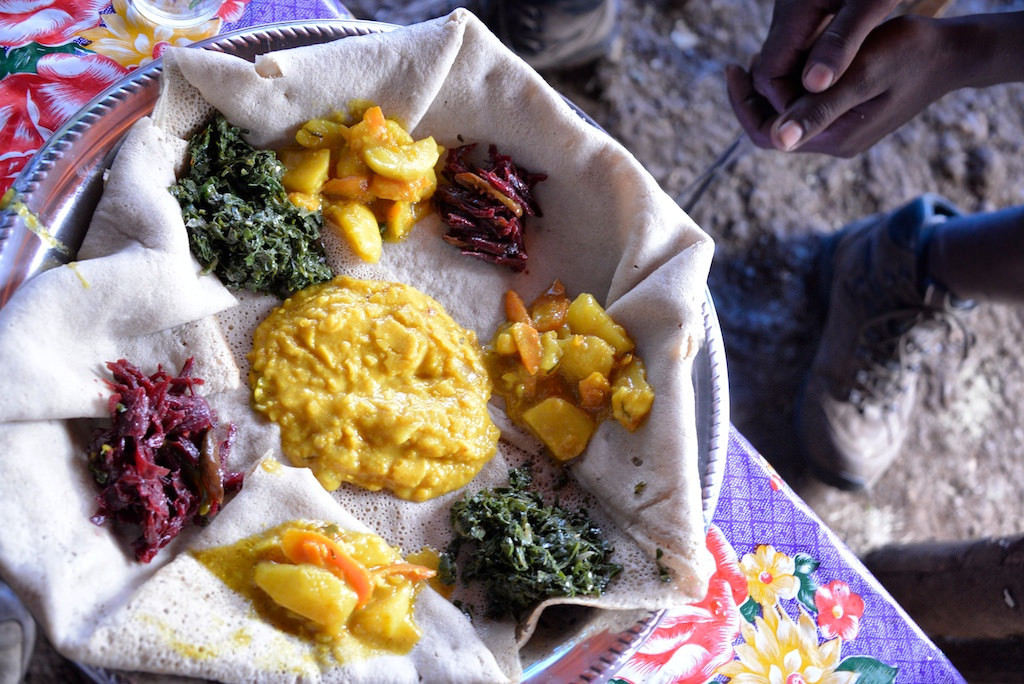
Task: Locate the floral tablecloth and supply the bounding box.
[0,2,965,683]
[614,429,964,683]
[0,0,352,193]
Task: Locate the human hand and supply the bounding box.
[751,0,902,111]
[727,15,956,157]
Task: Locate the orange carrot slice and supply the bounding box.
[373,562,437,583]
[363,105,388,139]
[281,528,373,607]
[322,175,374,202]
[510,322,542,376]
[504,290,532,325]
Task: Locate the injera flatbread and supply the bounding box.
[0,9,716,682]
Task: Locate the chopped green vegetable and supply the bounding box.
[170,113,332,297]
[655,547,671,582]
[437,551,457,587]
[446,467,621,620]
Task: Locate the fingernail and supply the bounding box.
[777,120,803,150]
[804,63,834,92]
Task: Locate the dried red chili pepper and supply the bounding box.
[87,358,243,563]
[434,143,546,272]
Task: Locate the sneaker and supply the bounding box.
[798,194,974,490]
[493,0,620,71]
[0,581,34,684]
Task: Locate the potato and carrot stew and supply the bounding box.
[279,104,442,262]
[485,280,655,461]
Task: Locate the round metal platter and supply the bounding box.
[0,19,729,684]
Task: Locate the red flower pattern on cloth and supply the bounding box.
[0,0,252,193]
[0,0,106,48]
[218,0,251,23]
[616,526,748,684]
[0,52,127,188]
[815,579,865,641]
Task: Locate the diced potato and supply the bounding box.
[566,293,635,355]
[296,118,347,149]
[370,169,437,202]
[345,532,398,568]
[558,334,615,385]
[382,120,416,147]
[350,581,419,648]
[284,105,435,255]
[364,136,441,181]
[522,397,595,461]
[281,147,331,196]
[335,146,370,177]
[611,357,654,431]
[253,561,359,635]
[345,107,386,152]
[487,280,656,464]
[324,201,383,263]
[492,326,516,357]
[538,330,563,373]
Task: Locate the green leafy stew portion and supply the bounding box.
[171,113,332,298]
[444,467,622,620]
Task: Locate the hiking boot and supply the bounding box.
[493,0,620,71]
[798,194,974,490]
[0,581,34,684]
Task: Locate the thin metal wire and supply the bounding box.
[677,133,749,215]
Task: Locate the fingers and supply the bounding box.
[728,3,942,156]
[728,59,866,154]
[770,84,874,152]
[753,0,835,110]
[772,15,945,153]
[751,0,904,109]
[725,63,780,150]
[801,0,902,92]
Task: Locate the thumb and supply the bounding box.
[770,85,863,152]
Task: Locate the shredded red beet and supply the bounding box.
[434,143,546,272]
[87,358,243,563]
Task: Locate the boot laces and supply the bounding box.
[848,304,972,412]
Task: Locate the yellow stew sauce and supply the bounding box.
[193,520,434,664]
[249,276,499,501]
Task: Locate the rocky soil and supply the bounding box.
[26,0,1024,680]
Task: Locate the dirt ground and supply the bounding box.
[25,0,1024,680]
[344,0,1024,558]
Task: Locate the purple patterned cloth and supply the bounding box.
[229,0,353,29]
[613,427,965,683]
